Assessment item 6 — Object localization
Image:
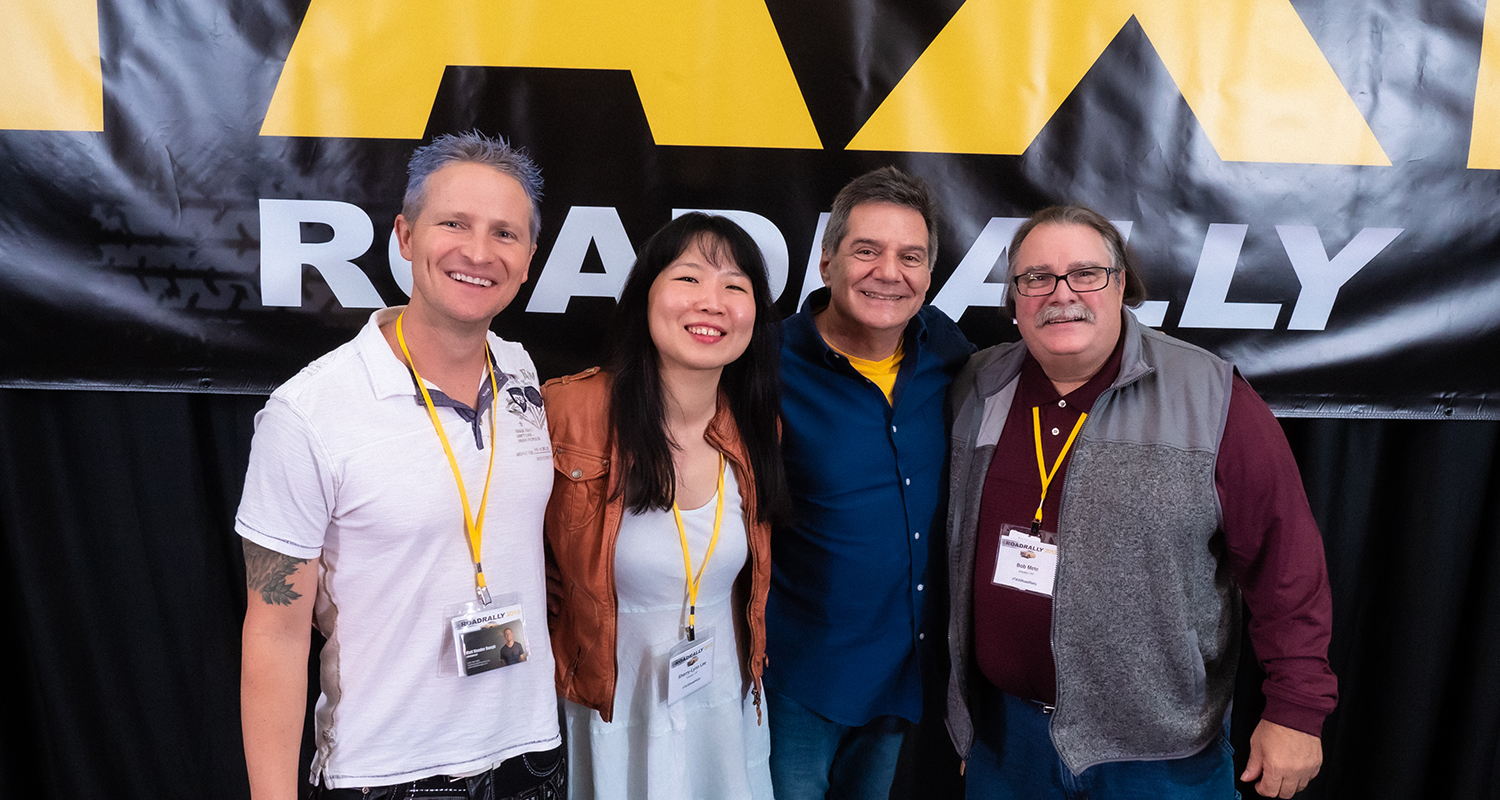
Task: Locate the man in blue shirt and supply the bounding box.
[768,166,973,799]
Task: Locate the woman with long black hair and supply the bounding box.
[543,212,789,799]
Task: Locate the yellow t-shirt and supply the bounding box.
[828,338,905,405]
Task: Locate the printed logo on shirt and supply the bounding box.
[501,369,547,432]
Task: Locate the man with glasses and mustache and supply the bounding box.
[943,206,1336,799]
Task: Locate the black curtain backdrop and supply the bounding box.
[2,387,1497,799]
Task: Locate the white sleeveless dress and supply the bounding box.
[564,464,773,800]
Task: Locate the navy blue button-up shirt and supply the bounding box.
[767,289,972,725]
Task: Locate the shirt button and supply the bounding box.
[917,584,924,591]
[891,425,898,433]
[914,532,921,539]
[918,633,925,640]
[1058,399,1067,408]
[904,478,911,485]
[1051,427,1060,436]
[570,469,583,479]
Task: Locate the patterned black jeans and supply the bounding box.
[311,745,565,800]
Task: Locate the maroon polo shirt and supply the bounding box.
[972,334,1337,735]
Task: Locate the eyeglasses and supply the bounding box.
[1011,267,1120,297]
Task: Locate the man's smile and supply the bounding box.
[448,271,494,287]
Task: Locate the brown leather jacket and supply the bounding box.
[541,367,769,723]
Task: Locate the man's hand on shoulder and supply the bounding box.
[1241,719,1322,798]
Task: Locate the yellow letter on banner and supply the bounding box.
[0,0,102,131]
[261,0,821,149]
[1470,0,1500,169]
[848,0,1390,166]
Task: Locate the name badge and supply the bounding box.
[991,524,1058,597]
[449,602,529,677]
[666,628,715,705]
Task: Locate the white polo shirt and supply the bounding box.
[237,307,559,788]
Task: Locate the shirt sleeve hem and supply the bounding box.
[1260,694,1331,738]
[236,519,323,561]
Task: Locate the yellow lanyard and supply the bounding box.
[396,311,501,605]
[671,452,726,642]
[1031,406,1088,536]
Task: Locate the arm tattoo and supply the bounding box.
[243,540,309,606]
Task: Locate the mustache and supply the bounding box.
[1035,303,1096,326]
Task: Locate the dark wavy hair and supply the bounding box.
[1004,205,1149,316]
[607,213,789,524]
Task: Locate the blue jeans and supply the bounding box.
[966,691,1239,800]
[766,687,909,800]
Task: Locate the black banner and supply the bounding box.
[1,0,1497,417]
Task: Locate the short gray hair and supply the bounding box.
[821,166,940,266]
[402,131,544,242]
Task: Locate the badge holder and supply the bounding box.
[664,452,726,705]
[439,591,528,677]
[992,524,1058,597]
[401,310,517,678]
[666,626,715,705]
[996,406,1084,599]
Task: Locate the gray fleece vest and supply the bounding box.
[945,312,1236,774]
